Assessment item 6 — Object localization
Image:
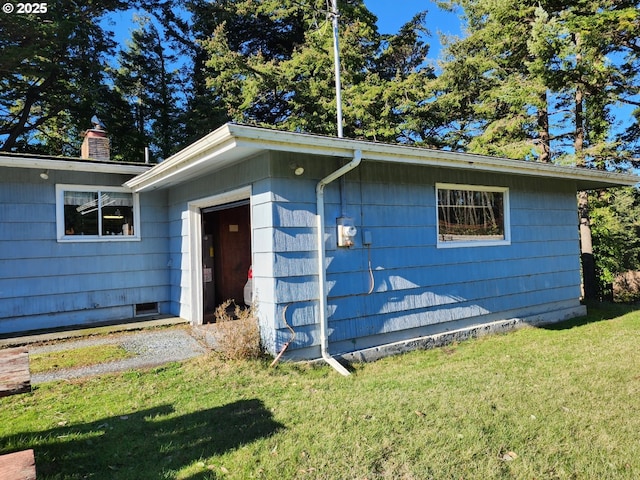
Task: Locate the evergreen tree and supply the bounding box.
[436,0,640,164]
[142,0,230,143]
[433,1,548,158]
[436,0,640,298]
[112,15,184,162]
[590,187,640,300]
[0,1,127,155]
[201,0,437,143]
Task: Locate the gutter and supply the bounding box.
[316,150,362,376]
[121,124,638,192]
[0,155,149,176]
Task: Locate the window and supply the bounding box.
[436,183,510,247]
[56,185,140,241]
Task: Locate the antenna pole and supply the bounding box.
[330,0,344,138]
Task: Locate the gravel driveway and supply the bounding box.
[30,326,209,384]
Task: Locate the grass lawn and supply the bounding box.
[1,302,639,479]
[29,344,134,374]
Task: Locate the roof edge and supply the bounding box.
[0,153,150,175]
[124,125,237,191]
[226,124,640,189]
[125,123,640,192]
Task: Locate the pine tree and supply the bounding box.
[437,0,640,298]
[200,0,437,143]
[112,15,184,162]
[142,0,232,143]
[0,1,127,155]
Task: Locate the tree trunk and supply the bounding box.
[578,190,597,299]
[573,32,597,299]
[1,72,57,151]
[537,91,550,163]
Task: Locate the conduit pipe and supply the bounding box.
[270,304,296,368]
[316,150,362,376]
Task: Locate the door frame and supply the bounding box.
[187,186,251,326]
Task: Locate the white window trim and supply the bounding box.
[55,184,141,242]
[436,183,511,248]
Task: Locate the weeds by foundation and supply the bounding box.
[212,299,261,360]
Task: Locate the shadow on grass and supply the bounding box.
[540,301,640,331]
[5,399,283,479]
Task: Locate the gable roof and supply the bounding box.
[124,123,638,192]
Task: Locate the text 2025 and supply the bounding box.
[16,3,48,14]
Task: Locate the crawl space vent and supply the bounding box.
[135,302,159,316]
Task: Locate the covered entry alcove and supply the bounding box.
[201,200,251,322]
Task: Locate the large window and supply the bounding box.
[56,185,140,241]
[436,183,510,247]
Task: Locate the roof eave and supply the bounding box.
[0,155,150,175]
[229,125,640,189]
[124,125,243,192]
[123,123,640,192]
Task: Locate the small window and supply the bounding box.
[436,183,510,248]
[56,185,140,241]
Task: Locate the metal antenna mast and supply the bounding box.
[330,0,344,138]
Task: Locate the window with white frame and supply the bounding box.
[436,183,510,247]
[56,185,140,241]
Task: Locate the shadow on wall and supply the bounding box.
[278,264,477,350]
[277,249,578,352]
[4,399,284,479]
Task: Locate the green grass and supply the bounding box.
[1,302,639,479]
[29,344,134,374]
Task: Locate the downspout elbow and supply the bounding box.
[318,151,362,192]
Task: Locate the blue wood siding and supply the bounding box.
[265,157,583,358]
[0,167,170,334]
[1,151,586,354]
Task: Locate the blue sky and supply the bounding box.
[365,1,462,35]
[365,0,463,59]
[107,1,464,63]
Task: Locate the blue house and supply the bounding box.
[1,124,637,370]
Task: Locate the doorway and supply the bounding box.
[201,201,251,323]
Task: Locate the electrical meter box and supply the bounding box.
[337,216,357,247]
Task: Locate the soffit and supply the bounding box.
[123,124,639,192]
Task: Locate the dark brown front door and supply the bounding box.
[202,202,251,318]
[215,205,251,303]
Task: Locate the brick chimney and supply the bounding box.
[81,116,110,160]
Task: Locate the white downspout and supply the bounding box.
[316,150,362,376]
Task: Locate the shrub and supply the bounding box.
[212,300,261,360]
[614,271,640,303]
